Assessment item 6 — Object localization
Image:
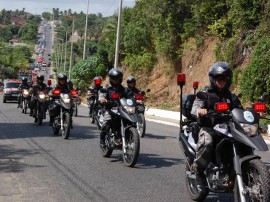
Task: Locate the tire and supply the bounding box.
[100,132,113,158]
[234,159,270,202]
[74,103,78,117]
[123,127,140,167]
[61,112,71,139]
[37,106,43,125]
[52,119,60,136]
[24,100,27,114]
[3,97,6,103]
[137,113,146,138]
[185,164,209,201]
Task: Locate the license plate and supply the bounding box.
[11,94,18,97]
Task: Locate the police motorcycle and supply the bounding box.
[134,89,150,138]
[50,88,74,139]
[20,89,30,114]
[99,89,140,167]
[71,89,79,117]
[177,74,270,202]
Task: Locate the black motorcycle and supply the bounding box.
[20,89,30,114]
[51,89,72,139]
[135,89,150,138]
[100,92,140,167]
[33,89,48,125]
[177,76,270,201]
[71,89,79,117]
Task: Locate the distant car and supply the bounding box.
[49,75,53,79]
[3,79,21,103]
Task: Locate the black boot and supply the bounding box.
[29,110,33,116]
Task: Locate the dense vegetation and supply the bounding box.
[0,9,39,79]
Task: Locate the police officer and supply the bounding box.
[17,77,31,108]
[191,62,242,175]
[29,74,47,116]
[48,73,72,126]
[98,68,128,146]
[126,76,140,96]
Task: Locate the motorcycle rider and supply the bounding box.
[191,62,242,177]
[98,68,128,146]
[29,74,47,117]
[87,76,103,117]
[17,77,31,108]
[48,73,73,127]
[126,76,140,95]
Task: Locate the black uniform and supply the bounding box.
[29,82,47,116]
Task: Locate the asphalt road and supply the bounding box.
[1,98,270,202]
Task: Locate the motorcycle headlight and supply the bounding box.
[63,98,71,103]
[124,106,135,114]
[39,94,46,99]
[23,90,29,95]
[240,123,258,137]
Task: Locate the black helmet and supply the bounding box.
[208,62,233,90]
[126,76,136,87]
[37,74,44,82]
[108,68,123,87]
[22,77,28,83]
[57,73,67,85]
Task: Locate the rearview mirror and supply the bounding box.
[260,93,269,103]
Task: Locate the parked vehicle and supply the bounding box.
[2,79,21,103]
[177,74,270,201]
[100,93,140,167]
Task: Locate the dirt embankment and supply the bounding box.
[122,37,218,111]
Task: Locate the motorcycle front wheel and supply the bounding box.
[74,103,78,117]
[137,113,146,138]
[123,127,140,167]
[234,159,270,202]
[61,111,71,139]
[24,100,28,114]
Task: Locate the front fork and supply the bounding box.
[60,107,63,130]
[121,119,127,153]
[233,143,247,202]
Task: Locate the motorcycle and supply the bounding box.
[177,74,270,201]
[134,89,150,138]
[34,89,48,125]
[71,90,79,117]
[51,89,72,139]
[100,92,140,167]
[21,89,30,114]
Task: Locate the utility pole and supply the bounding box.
[64,32,67,72]
[114,0,123,68]
[69,18,74,79]
[83,0,90,60]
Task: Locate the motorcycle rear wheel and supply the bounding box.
[123,127,140,167]
[234,159,270,202]
[137,113,146,138]
[61,112,71,139]
[100,134,113,158]
[185,163,209,201]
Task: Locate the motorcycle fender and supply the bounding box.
[234,155,261,175]
[119,109,138,123]
[229,122,268,151]
[179,133,196,161]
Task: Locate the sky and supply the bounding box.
[0,0,136,17]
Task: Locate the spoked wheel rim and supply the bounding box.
[61,112,70,139]
[123,128,140,167]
